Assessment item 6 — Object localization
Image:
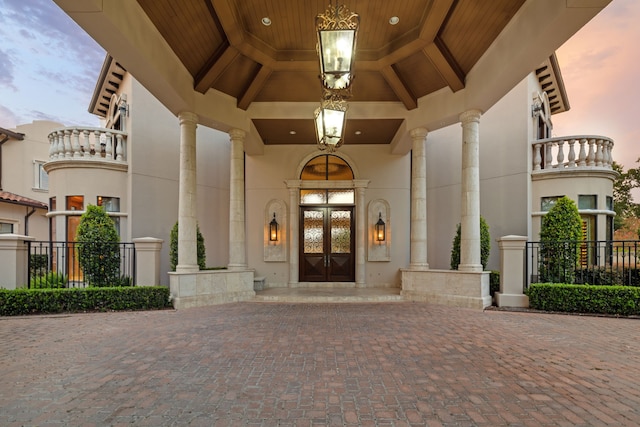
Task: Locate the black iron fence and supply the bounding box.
[26,241,136,288]
[526,240,640,290]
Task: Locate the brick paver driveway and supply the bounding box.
[1,302,639,426]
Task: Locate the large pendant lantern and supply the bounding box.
[315,4,360,92]
[314,93,348,152]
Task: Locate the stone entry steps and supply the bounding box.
[253,286,404,303]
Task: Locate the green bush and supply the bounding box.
[539,196,582,283]
[29,271,68,289]
[450,216,491,270]
[170,221,206,271]
[29,254,48,277]
[76,205,121,287]
[527,283,640,316]
[489,270,500,296]
[0,286,171,316]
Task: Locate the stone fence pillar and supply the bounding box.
[0,234,35,290]
[495,235,529,307]
[133,237,164,286]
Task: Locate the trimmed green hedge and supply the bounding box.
[0,286,172,316]
[527,283,640,316]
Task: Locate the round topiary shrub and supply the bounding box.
[76,205,121,287]
[169,221,206,271]
[450,216,491,270]
[539,196,583,283]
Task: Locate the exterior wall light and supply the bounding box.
[375,212,386,242]
[269,212,279,241]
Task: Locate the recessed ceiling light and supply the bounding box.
[289,130,296,135]
[262,17,271,26]
[355,130,362,135]
[389,16,399,25]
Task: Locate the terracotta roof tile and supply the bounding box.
[0,191,48,209]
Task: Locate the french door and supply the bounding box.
[300,206,355,282]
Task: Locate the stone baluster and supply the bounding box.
[83,130,91,157]
[606,140,613,167]
[48,133,56,159]
[115,133,124,161]
[63,129,72,158]
[56,131,64,159]
[544,142,552,169]
[595,139,604,167]
[578,138,587,166]
[555,140,564,168]
[533,143,542,171]
[567,139,576,167]
[72,129,82,157]
[105,131,113,160]
[587,138,596,166]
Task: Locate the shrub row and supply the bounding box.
[527,283,640,316]
[0,286,172,316]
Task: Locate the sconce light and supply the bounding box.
[375,212,386,242]
[269,213,279,242]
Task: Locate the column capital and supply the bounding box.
[178,111,198,125]
[459,109,482,124]
[229,128,246,141]
[409,127,428,141]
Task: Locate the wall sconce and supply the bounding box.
[269,213,279,242]
[375,212,386,241]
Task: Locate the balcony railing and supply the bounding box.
[532,135,614,172]
[47,127,127,163]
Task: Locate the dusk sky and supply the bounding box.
[1,0,639,169]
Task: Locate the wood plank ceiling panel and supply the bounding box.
[137,0,224,76]
[394,53,448,98]
[439,0,525,74]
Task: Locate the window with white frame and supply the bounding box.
[33,160,48,190]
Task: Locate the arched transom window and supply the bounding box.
[300,155,354,205]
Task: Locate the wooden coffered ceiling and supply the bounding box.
[135,0,527,145]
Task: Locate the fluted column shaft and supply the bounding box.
[176,112,199,273]
[355,184,366,286]
[288,185,299,285]
[459,110,483,272]
[228,129,247,269]
[409,127,429,269]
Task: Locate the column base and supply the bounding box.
[408,263,429,271]
[458,264,483,272]
[176,264,199,273]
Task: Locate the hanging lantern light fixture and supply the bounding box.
[315,3,360,92]
[314,92,348,152]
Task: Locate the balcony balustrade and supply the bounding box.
[532,135,614,172]
[47,127,127,163]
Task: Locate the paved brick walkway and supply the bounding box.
[1,302,639,426]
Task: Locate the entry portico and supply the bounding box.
[54,0,613,309]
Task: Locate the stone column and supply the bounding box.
[176,112,199,273]
[355,183,367,287]
[0,234,35,289]
[287,183,300,285]
[459,110,483,272]
[409,127,429,270]
[228,129,247,270]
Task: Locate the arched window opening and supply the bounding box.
[300,155,354,180]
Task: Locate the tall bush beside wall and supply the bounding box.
[539,196,583,284]
[169,222,206,271]
[450,217,491,270]
[76,205,121,287]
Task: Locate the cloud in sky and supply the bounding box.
[0,0,104,128]
[554,0,640,170]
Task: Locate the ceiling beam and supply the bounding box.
[420,0,457,41]
[238,65,273,110]
[423,40,465,92]
[194,44,239,94]
[380,66,417,110]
